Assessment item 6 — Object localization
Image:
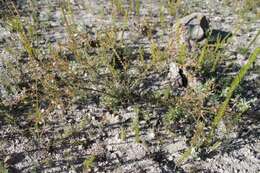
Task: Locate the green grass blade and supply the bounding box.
[212,47,260,130]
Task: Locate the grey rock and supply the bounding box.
[188,15,209,42]
[169,13,210,56]
[175,13,210,40]
[176,13,206,26]
[168,62,188,89]
[168,62,180,80]
[189,24,205,41]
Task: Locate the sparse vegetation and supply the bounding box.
[0,162,8,173]
[0,0,259,172]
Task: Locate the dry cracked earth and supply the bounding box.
[0,0,260,173]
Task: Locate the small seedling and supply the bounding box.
[120,127,127,141]
[132,115,141,143]
[83,155,96,172]
[164,106,183,128]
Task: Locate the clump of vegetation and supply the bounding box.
[83,155,96,172]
